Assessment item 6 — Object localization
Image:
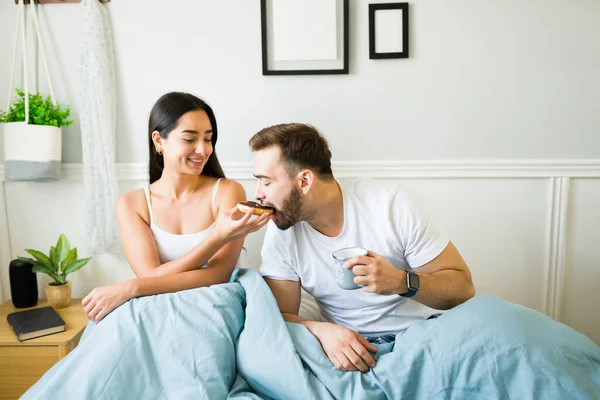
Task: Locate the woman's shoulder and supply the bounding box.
[214,178,246,207]
[216,178,244,195]
[116,188,150,221]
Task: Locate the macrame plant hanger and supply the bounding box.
[5,0,63,182]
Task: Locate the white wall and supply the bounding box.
[0,0,599,163]
[0,1,598,345]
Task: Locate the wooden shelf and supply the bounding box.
[16,0,109,4]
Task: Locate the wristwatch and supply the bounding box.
[398,271,420,298]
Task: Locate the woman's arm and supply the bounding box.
[83,180,269,322]
[124,180,251,295]
[115,184,236,278]
[82,243,244,323]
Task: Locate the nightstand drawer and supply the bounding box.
[0,346,58,399]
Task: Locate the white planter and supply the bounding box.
[3,122,62,181]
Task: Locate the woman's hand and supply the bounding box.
[213,205,270,243]
[82,280,135,323]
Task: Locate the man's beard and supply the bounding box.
[273,187,305,231]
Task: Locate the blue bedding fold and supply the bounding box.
[22,279,254,399]
[23,268,600,399]
[236,269,600,400]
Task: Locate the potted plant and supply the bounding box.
[18,234,91,309]
[0,89,73,181]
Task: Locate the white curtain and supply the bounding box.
[79,0,120,255]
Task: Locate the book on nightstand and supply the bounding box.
[7,306,66,341]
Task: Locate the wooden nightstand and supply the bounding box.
[0,299,88,399]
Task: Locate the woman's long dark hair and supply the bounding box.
[148,92,225,184]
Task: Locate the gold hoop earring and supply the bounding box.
[156,148,162,156]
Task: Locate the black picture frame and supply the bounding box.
[369,3,409,59]
[260,0,349,75]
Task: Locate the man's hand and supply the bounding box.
[305,321,378,372]
[345,250,406,295]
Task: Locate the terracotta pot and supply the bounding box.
[45,280,71,309]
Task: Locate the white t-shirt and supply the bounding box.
[259,177,450,337]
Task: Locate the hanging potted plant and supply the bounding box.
[18,234,91,309]
[1,89,72,181]
[2,0,73,181]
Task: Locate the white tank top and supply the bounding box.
[143,178,222,264]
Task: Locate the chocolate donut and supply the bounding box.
[237,201,276,215]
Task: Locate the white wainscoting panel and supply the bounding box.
[394,178,551,314]
[561,179,600,344]
[0,161,598,345]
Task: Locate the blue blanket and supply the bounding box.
[23,273,260,400]
[23,269,600,399]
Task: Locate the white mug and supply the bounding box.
[332,247,368,290]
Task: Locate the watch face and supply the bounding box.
[408,273,420,290]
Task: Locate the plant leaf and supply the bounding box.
[56,234,70,265]
[49,246,59,271]
[17,256,37,265]
[32,263,53,275]
[61,248,77,273]
[63,258,91,275]
[24,249,53,269]
[32,262,61,284]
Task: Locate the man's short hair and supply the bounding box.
[249,123,334,180]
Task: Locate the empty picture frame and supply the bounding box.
[369,3,409,59]
[260,0,349,75]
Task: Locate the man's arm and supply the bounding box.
[349,241,475,309]
[404,241,474,309]
[264,278,302,322]
[264,278,320,338]
[264,278,326,329]
[264,278,377,372]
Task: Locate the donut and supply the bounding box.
[237,201,276,215]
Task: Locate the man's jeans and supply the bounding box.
[365,314,440,345]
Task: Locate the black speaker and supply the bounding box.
[9,259,38,308]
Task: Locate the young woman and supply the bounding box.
[82,92,269,323]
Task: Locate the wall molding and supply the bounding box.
[329,160,600,179]
[1,159,599,182]
[544,177,571,321]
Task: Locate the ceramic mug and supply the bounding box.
[332,247,368,290]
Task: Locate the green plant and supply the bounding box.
[19,234,91,286]
[0,88,73,127]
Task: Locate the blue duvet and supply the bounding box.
[23,269,600,399]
